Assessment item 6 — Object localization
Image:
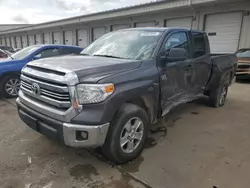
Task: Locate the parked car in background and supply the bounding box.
[0,49,10,59]
[0,45,15,53]
[17,28,236,164]
[0,44,83,98]
[236,48,250,80]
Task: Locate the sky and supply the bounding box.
[0,0,156,24]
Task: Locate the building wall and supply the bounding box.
[0,24,30,31]
[0,0,249,50]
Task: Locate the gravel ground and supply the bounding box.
[0,81,250,188]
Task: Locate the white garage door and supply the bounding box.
[4,38,7,45]
[35,34,42,44]
[16,36,22,48]
[28,35,35,46]
[6,37,11,46]
[11,36,15,48]
[22,36,28,47]
[135,21,156,27]
[43,32,51,44]
[205,12,242,53]
[165,17,193,29]
[92,27,106,41]
[53,32,62,44]
[111,24,130,31]
[77,29,88,47]
[64,30,74,45]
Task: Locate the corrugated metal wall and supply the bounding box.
[0,1,249,51]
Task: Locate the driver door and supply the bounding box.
[158,31,194,115]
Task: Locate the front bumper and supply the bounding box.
[17,98,110,148]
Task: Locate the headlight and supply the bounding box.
[76,83,115,104]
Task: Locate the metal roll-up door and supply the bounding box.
[135,21,156,27]
[16,36,22,48]
[35,34,42,44]
[92,27,106,41]
[43,32,51,44]
[4,37,7,45]
[28,35,35,46]
[205,12,242,53]
[6,37,11,46]
[11,36,16,48]
[22,36,28,47]
[53,31,62,44]
[77,29,88,47]
[165,17,193,29]
[111,24,130,31]
[64,30,73,45]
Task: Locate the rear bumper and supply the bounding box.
[236,73,250,79]
[17,98,110,148]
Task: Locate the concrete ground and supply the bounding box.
[0,82,250,188]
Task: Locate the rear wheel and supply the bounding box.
[102,103,149,164]
[210,81,229,108]
[0,75,21,98]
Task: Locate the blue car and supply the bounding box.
[0,44,83,98]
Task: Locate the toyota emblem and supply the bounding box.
[31,83,41,95]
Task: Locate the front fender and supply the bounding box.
[71,60,160,125]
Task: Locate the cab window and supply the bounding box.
[35,48,59,59]
[192,32,206,58]
[164,32,190,55]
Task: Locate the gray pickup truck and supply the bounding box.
[17,28,236,164]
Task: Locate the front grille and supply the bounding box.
[20,74,71,109]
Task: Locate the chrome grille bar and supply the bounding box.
[20,76,71,109]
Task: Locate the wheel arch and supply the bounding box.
[123,95,158,124]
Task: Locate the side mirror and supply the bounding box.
[164,48,187,62]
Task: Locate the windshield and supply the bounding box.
[11,46,40,60]
[81,30,163,60]
[236,49,250,58]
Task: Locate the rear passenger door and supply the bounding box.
[190,32,212,94]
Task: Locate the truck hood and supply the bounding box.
[28,55,142,83]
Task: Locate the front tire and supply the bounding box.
[102,103,149,164]
[0,75,21,98]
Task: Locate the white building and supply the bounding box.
[0,0,249,53]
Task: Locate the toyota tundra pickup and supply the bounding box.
[16,28,237,164]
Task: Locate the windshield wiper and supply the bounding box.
[93,54,123,59]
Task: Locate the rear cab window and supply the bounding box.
[191,32,206,58]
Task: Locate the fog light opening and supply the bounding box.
[76,131,88,141]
